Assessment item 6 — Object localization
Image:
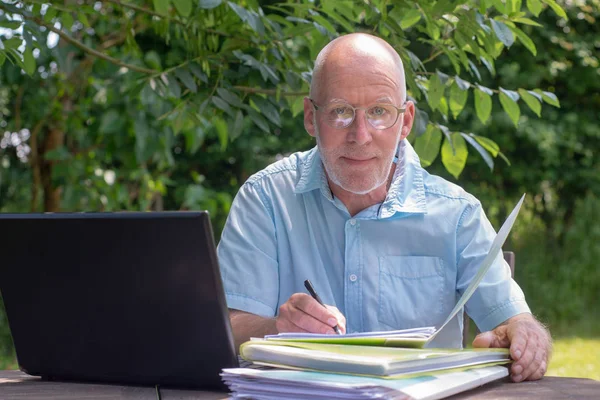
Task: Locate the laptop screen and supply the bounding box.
[0,211,237,389]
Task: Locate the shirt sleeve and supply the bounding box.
[217,181,279,317]
[456,202,531,332]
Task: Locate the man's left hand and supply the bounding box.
[472,313,552,382]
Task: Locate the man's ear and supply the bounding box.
[400,100,415,140]
[304,97,317,138]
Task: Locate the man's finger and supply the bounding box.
[472,327,509,349]
[294,294,339,327]
[508,325,529,361]
[518,344,545,382]
[472,331,495,348]
[325,305,347,334]
[510,336,535,381]
[287,302,337,334]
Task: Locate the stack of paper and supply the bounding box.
[241,340,510,377]
[221,366,509,400]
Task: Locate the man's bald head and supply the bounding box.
[309,33,406,103]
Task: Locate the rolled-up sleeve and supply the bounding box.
[217,182,279,317]
[456,202,531,332]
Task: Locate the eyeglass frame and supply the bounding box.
[308,98,407,130]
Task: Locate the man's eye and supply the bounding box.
[371,106,387,116]
[334,107,351,115]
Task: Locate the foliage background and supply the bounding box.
[0,0,598,378]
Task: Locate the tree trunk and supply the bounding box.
[41,126,65,212]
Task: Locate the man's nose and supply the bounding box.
[347,110,373,145]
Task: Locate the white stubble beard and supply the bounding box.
[314,117,400,195]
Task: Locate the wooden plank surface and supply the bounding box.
[0,370,598,399]
[0,370,227,399]
[449,375,600,399]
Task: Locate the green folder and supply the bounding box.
[241,339,511,378]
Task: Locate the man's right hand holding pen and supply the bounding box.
[275,282,346,335]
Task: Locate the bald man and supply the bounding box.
[217,33,551,382]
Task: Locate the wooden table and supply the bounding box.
[0,370,598,399]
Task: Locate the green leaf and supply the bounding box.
[400,9,422,29]
[534,89,560,107]
[492,0,507,14]
[291,96,304,118]
[174,69,197,93]
[512,17,543,26]
[454,75,471,90]
[144,51,162,70]
[500,87,520,102]
[473,135,500,157]
[166,75,181,98]
[414,125,442,167]
[441,133,468,179]
[189,63,208,83]
[229,2,265,36]
[153,0,169,15]
[229,110,245,140]
[199,0,222,9]
[449,82,468,119]
[247,108,270,133]
[413,107,429,136]
[212,96,235,118]
[174,0,193,17]
[461,133,494,170]
[43,6,58,22]
[509,26,537,55]
[425,18,441,40]
[518,88,541,117]
[491,19,515,47]
[499,91,521,126]
[526,0,543,16]
[312,14,336,34]
[62,12,74,31]
[217,88,244,108]
[79,12,91,28]
[252,97,281,127]
[427,73,444,111]
[475,89,492,124]
[23,48,35,76]
[543,0,567,19]
[213,117,228,151]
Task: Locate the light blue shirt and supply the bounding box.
[217,140,530,348]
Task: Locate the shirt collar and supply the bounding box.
[294,140,428,217]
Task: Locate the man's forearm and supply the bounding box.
[229,309,278,353]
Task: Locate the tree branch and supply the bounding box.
[233,86,308,96]
[26,15,158,74]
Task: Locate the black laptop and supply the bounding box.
[0,211,238,389]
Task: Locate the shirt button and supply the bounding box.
[349,274,358,282]
[349,219,357,226]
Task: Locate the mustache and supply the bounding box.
[321,146,382,159]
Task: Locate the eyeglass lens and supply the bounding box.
[324,103,399,129]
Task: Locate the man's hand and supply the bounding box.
[473,313,552,382]
[276,293,346,334]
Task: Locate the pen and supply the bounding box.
[304,279,341,335]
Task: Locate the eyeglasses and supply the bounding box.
[309,98,406,130]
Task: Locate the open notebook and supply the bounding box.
[265,194,526,348]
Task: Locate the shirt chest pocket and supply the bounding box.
[378,256,445,329]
